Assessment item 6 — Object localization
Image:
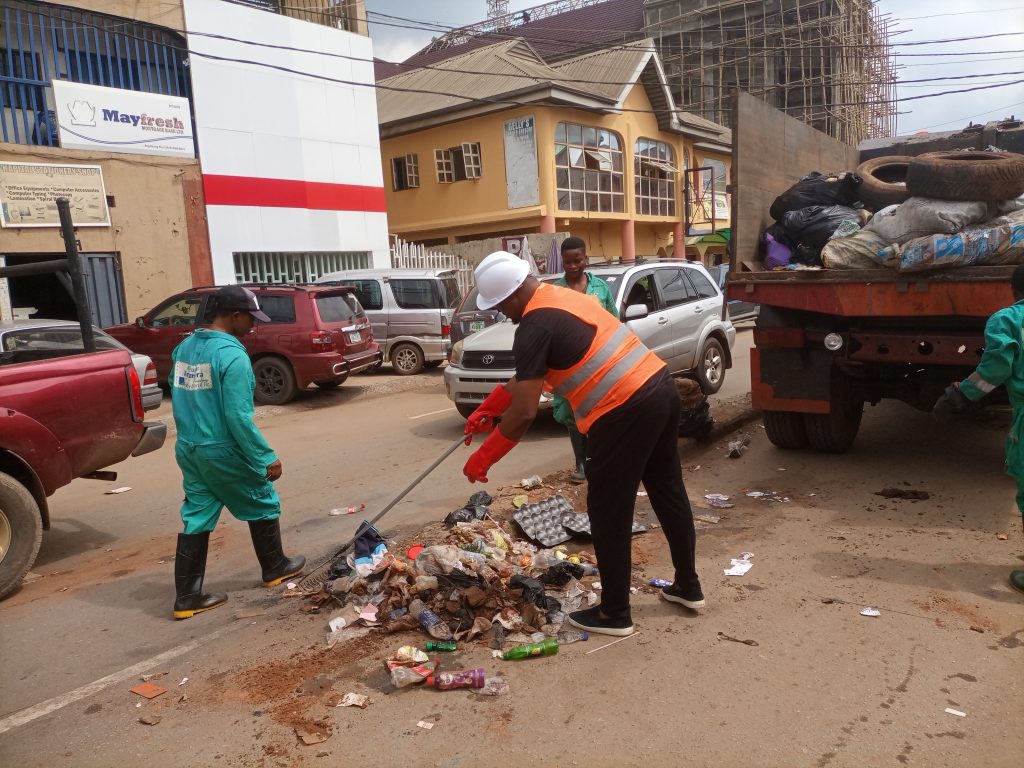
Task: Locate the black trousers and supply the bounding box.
[585,371,700,619]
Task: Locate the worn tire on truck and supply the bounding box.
[905,151,1024,202]
[763,411,809,449]
[803,376,864,453]
[855,155,912,211]
[0,471,43,600]
[253,356,299,405]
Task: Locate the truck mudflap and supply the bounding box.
[750,346,831,413]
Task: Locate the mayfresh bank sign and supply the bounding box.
[52,81,195,159]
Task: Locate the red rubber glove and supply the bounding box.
[464,384,513,444]
[464,428,518,483]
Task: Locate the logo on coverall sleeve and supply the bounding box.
[174,361,213,390]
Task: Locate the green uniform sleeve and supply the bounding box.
[220,350,278,469]
[960,309,1020,401]
[587,275,619,319]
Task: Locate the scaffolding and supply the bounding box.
[644,0,896,144]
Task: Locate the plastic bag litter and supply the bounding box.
[679,400,714,440]
[443,491,493,527]
[350,524,388,577]
[770,171,862,221]
[414,545,463,575]
[782,205,862,259]
[864,197,992,245]
[540,561,584,587]
[882,209,1024,273]
[764,231,794,270]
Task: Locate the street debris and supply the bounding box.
[138,713,161,726]
[694,513,721,525]
[295,724,331,745]
[717,631,759,647]
[875,488,930,500]
[520,475,543,490]
[637,490,648,497]
[585,632,639,655]
[724,552,754,576]
[472,677,510,696]
[727,438,749,459]
[233,607,266,620]
[745,490,790,502]
[337,693,369,709]
[22,571,42,584]
[650,578,672,588]
[428,668,486,689]
[944,707,967,718]
[178,677,188,686]
[704,493,734,509]
[130,682,167,699]
[996,532,1009,540]
[417,720,435,730]
[139,672,167,683]
[512,495,529,509]
[329,502,366,516]
[444,492,492,527]
[860,607,881,617]
[970,625,986,633]
[105,486,132,494]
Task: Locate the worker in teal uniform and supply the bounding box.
[170,285,305,619]
[934,264,1024,596]
[552,237,619,481]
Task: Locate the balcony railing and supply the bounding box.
[224,0,358,32]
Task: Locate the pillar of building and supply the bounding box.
[540,215,556,233]
[673,221,685,258]
[620,219,636,262]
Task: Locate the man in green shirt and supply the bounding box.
[553,237,618,481]
[169,286,305,619]
[934,265,1024,595]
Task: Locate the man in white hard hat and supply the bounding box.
[463,251,704,636]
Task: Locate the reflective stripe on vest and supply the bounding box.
[523,283,664,432]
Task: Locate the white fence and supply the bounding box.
[390,237,474,298]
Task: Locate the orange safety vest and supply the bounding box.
[522,283,665,433]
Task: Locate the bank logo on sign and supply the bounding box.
[67,100,96,127]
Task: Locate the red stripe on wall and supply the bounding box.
[202,174,387,213]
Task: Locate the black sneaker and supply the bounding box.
[661,583,706,611]
[567,607,634,637]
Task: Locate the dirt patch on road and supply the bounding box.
[914,591,1000,633]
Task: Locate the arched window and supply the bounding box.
[554,122,624,213]
[634,138,677,217]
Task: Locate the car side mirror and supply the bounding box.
[135,316,146,328]
[624,304,648,320]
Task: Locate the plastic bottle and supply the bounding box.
[390,666,430,688]
[425,641,457,652]
[409,598,454,641]
[427,668,485,690]
[329,502,366,516]
[556,629,589,645]
[650,578,672,588]
[502,637,559,660]
[472,677,510,696]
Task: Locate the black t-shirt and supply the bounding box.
[513,307,596,380]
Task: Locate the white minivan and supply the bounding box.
[316,268,462,375]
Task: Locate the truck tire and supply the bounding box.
[391,343,424,376]
[0,472,43,601]
[695,337,726,394]
[253,357,299,405]
[456,403,477,419]
[906,151,1024,202]
[763,411,809,449]
[803,393,863,454]
[855,156,911,211]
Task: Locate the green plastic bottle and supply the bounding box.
[425,641,457,652]
[502,637,559,660]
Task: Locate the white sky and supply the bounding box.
[364,0,1024,136]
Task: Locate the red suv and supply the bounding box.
[106,284,381,405]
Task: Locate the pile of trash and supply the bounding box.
[760,149,1024,273]
[309,492,612,662]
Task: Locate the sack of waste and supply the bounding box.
[882,209,1024,273]
[864,197,992,245]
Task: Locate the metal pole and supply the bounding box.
[56,197,95,353]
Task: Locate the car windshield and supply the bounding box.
[1,326,124,353]
[315,293,364,323]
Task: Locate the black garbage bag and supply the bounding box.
[443,491,495,527]
[679,399,714,440]
[540,561,585,587]
[782,205,861,257]
[509,575,544,604]
[438,571,485,590]
[769,172,861,222]
[326,560,353,581]
[467,491,493,507]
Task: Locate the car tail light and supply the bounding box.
[441,323,451,338]
[125,364,144,423]
[311,330,336,353]
[143,361,158,386]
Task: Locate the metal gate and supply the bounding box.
[391,237,474,298]
[82,253,126,327]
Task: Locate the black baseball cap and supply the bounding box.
[213,285,271,322]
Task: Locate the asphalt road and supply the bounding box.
[2,326,1021,767]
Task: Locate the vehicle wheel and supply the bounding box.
[906,151,1024,202]
[456,403,477,419]
[695,337,726,394]
[0,472,43,601]
[391,343,424,376]
[253,357,298,405]
[763,411,808,449]
[423,361,443,370]
[855,155,911,211]
[803,383,864,454]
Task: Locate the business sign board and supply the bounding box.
[0,161,110,228]
[52,80,195,158]
[503,115,540,209]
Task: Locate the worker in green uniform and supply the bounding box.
[934,264,1024,596]
[170,285,305,619]
[552,237,618,481]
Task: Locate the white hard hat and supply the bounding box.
[475,251,530,310]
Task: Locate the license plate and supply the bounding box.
[469,320,485,332]
[347,331,361,344]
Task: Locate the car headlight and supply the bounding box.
[450,340,465,366]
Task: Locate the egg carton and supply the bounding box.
[561,512,647,537]
[512,495,575,547]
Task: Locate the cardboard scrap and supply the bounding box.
[130,682,167,699]
[233,607,266,620]
[295,725,332,745]
[138,713,162,726]
[417,720,434,730]
[338,693,369,709]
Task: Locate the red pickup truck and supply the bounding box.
[0,349,166,598]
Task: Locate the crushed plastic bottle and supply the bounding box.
[409,598,454,641]
[650,578,672,588]
[390,665,432,688]
[425,641,457,652]
[471,677,510,696]
[556,629,589,645]
[502,637,559,660]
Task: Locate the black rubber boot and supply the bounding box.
[248,519,305,587]
[1010,570,1024,595]
[173,532,227,620]
[568,428,587,483]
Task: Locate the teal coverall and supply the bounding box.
[171,329,280,534]
[960,299,1024,517]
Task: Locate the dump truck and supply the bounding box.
[726,91,1023,452]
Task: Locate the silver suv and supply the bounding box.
[443,261,736,418]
